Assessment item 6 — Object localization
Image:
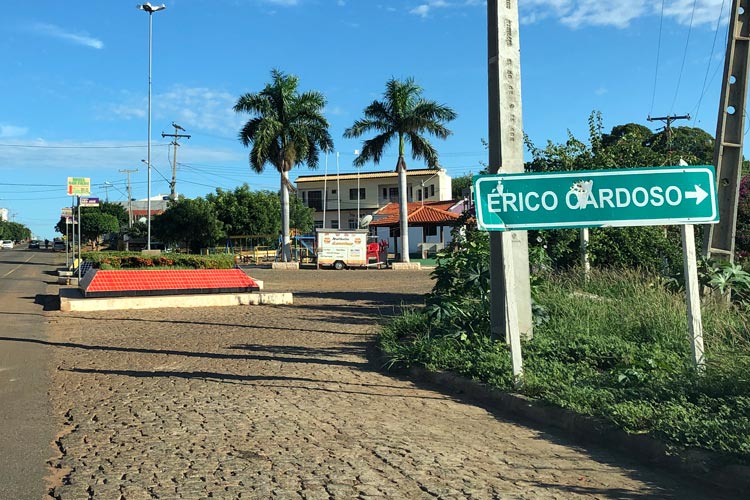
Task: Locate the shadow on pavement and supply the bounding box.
[60,366,448,401]
[0,336,368,369]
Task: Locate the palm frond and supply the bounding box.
[407,132,439,168]
[353,132,394,166]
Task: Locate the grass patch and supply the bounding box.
[378,268,750,460]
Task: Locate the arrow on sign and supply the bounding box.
[685,185,708,205]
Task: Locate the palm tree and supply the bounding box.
[344,77,456,262]
[234,69,334,262]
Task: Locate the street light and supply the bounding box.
[137,2,166,250]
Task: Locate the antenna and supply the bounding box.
[359,214,373,228]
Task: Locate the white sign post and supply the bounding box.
[681,224,706,370]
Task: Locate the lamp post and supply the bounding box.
[138,2,166,250]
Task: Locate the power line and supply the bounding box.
[692,0,729,126]
[0,143,171,149]
[650,0,666,116]
[669,0,699,114]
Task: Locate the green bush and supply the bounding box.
[530,226,683,274]
[81,251,236,269]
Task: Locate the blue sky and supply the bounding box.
[0,0,732,239]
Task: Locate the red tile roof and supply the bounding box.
[131,209,165,217]
[370,204,460,227]
[374,200,458,216]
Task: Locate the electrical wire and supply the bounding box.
[669,0,699,114]
[691,0,728,127]
[650,0,666,116]
[0,143,170,149]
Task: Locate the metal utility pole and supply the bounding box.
[487,0,532,384]
[138,2,166,251]
[704,0,750,262]
[119,168,138,228]
[161,122,190,200]
[647,114,691,150]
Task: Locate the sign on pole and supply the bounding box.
[474,166,718,231]
[67,177,91,196]
[80,197,100,207]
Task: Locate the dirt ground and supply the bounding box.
[44,268,736,499]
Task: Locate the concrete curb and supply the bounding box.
[59,288,293,312]
[367,346,750,496]
[391,262,422,270]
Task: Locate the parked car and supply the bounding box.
[1,240,14,249]
[52,240,66,252]
[28,240,40,249]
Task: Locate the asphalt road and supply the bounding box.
[0,246,60,500]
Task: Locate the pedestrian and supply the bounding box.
[44,239,49,249]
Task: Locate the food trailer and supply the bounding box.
[315,229,386,270]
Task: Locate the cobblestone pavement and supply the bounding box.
[45,269,729,499]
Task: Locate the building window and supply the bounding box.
[348,219,358,229]
[417,189,422,201]
[425,226,438,237]
[331,219,339,229]
[331,189,337,195]
[307,190,322,211]
[349,188,365,200]
[385,187,398,203]
[430,184,435,197]
[314,220,324,229]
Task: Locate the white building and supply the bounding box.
[295,168,452,229]
[295,168,463,257]
[0,208,7,222]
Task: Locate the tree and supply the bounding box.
[234,69,334,261]
[151,198,223,254]
[451,174,473,199]
[646,126,714,164]
[344,77,456,262]
[0,221,31,241]
[79,211,119,247]
[205,185,314,247]
[99,202,129,228]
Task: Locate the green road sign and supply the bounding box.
[474,166,718,231]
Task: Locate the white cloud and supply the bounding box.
[109,86,243,135]
[662,0,725,27]
[30,23,103,49]
[520,0,725,29]
[409,0,471,18]
[411,5,431,17]
[0,124,28,138]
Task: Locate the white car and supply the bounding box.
[1,240,14,249]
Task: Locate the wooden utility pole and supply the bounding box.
[161,122,191,200]
[704,0,750,262]
[487,0,532,384]
[647,114,691,150]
